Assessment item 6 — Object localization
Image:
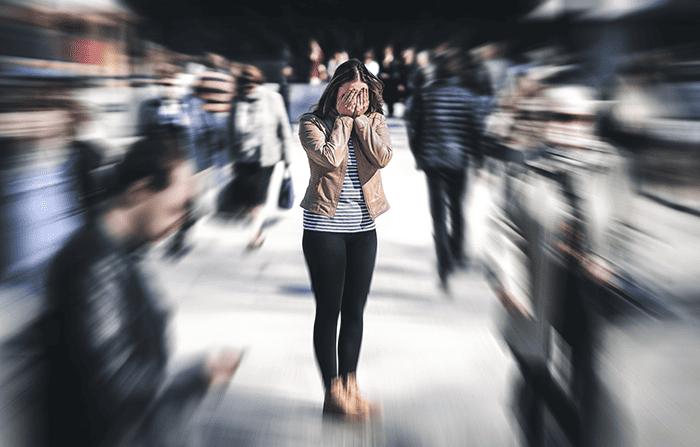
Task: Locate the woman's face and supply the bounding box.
[336,80,368,115]
[337,80,368,102]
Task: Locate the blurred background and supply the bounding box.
[1,0,699,446]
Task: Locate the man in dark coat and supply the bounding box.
[42,131,243,447]
[406,54,480,293]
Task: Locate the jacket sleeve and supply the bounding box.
[352,114,393,168]
[298,114,353,169]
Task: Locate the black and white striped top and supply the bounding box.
[303,138,376,233]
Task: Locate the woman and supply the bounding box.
[298,59,393,419]
[228,64,293,250]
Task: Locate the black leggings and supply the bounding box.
[302,229,377,390]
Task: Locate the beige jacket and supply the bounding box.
[298,111,392,219]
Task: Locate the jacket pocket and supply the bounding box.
[363,174,389,217]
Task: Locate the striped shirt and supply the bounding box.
[303,138,376,233]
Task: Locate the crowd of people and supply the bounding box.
[304,42,426,118]
[1,22,698,445]
[0,45,299,444]
[402,37,700,446]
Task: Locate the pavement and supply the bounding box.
[148,117,522,446]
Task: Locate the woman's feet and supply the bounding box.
[344,373,381,418]
[323,376,360,420]
[323,374,381,421]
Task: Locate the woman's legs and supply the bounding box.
[303,230,347,389]
[338,230,377,377]
[302,230,377,389]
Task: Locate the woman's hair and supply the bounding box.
[311,59,384,118]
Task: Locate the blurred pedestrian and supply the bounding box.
[161,55,236,260]
[137,63,193,154]
[40,131,244,447]
[184,53,235,181]
[474,42,512,99]
[137,63,201,260]
[280,65,295,121]
[498,81,636,447]
[406,54,480,293]
[327,51,349,79]
[397,47,417,107]
[171,53,235,259]
[379,44,401,117]
[228,64,294,250]
[0,85,94,447]
[275,43,296,121]
[59,82,115,225]
[0,80,96,291]
[363,49,380,76]
[298,59,392,420]
[309,39,326,85]
[414,49,435,89]
[404,49,433,114]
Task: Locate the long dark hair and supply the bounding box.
[311,59,384,118]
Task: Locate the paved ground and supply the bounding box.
[149,117,522,446]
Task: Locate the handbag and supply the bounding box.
[278,166,294,210]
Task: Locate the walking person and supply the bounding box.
[298,59,392,420]
[137,63,202,260]
[379,44,401,117]
[39,130,244,447]
[228,64,294,250]
[166,56,235,259]
[308,39,326,85]
[406,53,480,294]
[363,49,380,77]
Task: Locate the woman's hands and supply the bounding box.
[337,87,369,118]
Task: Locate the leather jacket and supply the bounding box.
[298,111,392,219]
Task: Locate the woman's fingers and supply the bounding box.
[346,89,359,107]
[353,89,369,117]
[360,89,369,107]
[341,88,369,117]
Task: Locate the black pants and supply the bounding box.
[425,168,467,278]
[302,229,377,390]
[232,162,275,207]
